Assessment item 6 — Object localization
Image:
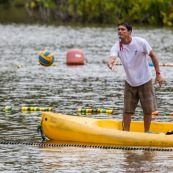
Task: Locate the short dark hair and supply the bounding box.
[118,22,132,32]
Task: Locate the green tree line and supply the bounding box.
[1,0,173,26]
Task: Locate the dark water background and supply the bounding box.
[0,24,173,172]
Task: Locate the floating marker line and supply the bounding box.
[22,107,52,111]
[4,106,53,112]
[78,108,113,114]
[142,111,173,116]
[0,141,172,152]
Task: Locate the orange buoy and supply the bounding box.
[152,111,159,115]
[66,48,84,65]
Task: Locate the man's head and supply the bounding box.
[117,22,132,40]
[118,22,132,32]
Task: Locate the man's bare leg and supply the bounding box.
[123,112,132,131]
[144,113,152,132]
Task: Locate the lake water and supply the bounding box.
[0,24,173,172]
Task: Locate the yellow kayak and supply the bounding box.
[40,112,173,147]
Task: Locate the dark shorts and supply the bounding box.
[123,79,157,114]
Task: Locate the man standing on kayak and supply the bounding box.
[107,22,163,132]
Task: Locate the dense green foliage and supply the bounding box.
[1,0,173,26]
[0,0,12,5]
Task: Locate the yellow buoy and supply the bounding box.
[5,106,12,112]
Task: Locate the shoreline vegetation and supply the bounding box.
[0,0,173,27]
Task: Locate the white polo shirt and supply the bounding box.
[110,37,152,87]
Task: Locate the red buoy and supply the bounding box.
[66,48,85,65]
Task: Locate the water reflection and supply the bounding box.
[0,24,173,172]
[123,150,156,172]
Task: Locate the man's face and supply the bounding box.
[118,25,130,39]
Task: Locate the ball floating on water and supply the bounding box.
[38,50,54,66]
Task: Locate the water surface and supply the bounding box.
[0,24,173,172]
